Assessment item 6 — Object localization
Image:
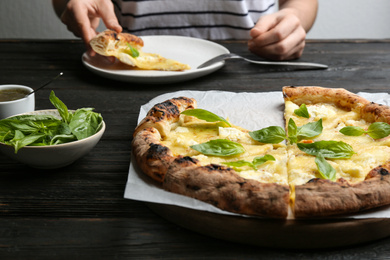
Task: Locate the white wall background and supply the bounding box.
[0,0,390,40]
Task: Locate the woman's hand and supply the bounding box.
[53,0,122,47]
[248,9,306,60]
[248,0,318,60]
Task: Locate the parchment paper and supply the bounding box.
[124,90,390,219]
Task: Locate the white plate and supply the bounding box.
[82,35,229,84]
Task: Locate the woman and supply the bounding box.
[53,0,318,60]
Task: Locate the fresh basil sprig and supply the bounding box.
[294,104,310,118]
[190,139,244,156]
[287,118,322,144]
[340,122,390,140]
[181,108,231,127]
[126,43,139,58]
[297,140,355,159]
[249,118,322,144]
[315,153,337,181]
[224,154,276,170]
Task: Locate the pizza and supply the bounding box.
[132,87,390,219]
[89,30,190,71]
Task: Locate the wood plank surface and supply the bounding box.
[1,39,390,259]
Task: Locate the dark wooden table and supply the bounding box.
[1,39,390,259]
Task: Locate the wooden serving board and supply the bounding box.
[147,203,390,249]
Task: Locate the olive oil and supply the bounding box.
[0,89,30,102]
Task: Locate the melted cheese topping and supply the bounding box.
[118,51,190,71]
[161,102,389,189]
[161,115,288,185]
[285,101,390,185]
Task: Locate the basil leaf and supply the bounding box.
[224,154,275,170]
[249,126,286,144]
[13,133,45,153]
[50,134,77,145]
[181,108,231,127]
[0,119,39,134]
[294,104,310,118]
[287,118,298,144]
[224,160,255,170]
[297,140,355,159]
[126,43,139,58]
[50,91,71,124]
[367,122,390,139]
[339,126,365,136]
[297,119,323,141]
[69,108,103,140]
[252,154,276,167]
[190,139,245,156]
[315,153,336,181]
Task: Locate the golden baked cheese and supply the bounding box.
[161,114,289,185]
[285,100,390,185]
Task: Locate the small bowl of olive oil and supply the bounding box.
[0,85,35,119]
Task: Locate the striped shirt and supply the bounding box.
[112,0,277,40]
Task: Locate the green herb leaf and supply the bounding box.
[296,119,323,141]
[126,43,140,58]
[224,160,255,170]
[190,139,245,156]
[50,91,71,124]
[12,132,46,153]
[315,153,337,181]
[297,140,355,159]
[339,126,366,136]
[181,108,231,127]
[367,122,390,139]
[294,104,310,118]
[69,108,103,140]
[287,118,322,144]
[252,154,276,167]
[249,126,286,144]
[340,122,390,140]
[50,134,77,145]
[287,118,298,144]
[224,154,275,170]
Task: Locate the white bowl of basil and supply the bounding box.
[0,91,105,169]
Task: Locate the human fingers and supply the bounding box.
[248,25,306,60]
[71,2,99,44]
[97,0,122,32]
[250,13,279,39]
[250,12,301,49]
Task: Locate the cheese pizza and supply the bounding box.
[90,30,190,71]
[132,87,390,218]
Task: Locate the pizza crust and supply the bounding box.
[132,127,174,183]
[283,86,370,111]
[163,156,290,218]
[294,161,390,218]
[134,97,196,138]
[362,102,390,124]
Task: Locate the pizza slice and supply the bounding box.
[132,97,290,218]
[90,30,190,71]
[283,86,390,218]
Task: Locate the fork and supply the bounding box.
[197,53,328,70]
